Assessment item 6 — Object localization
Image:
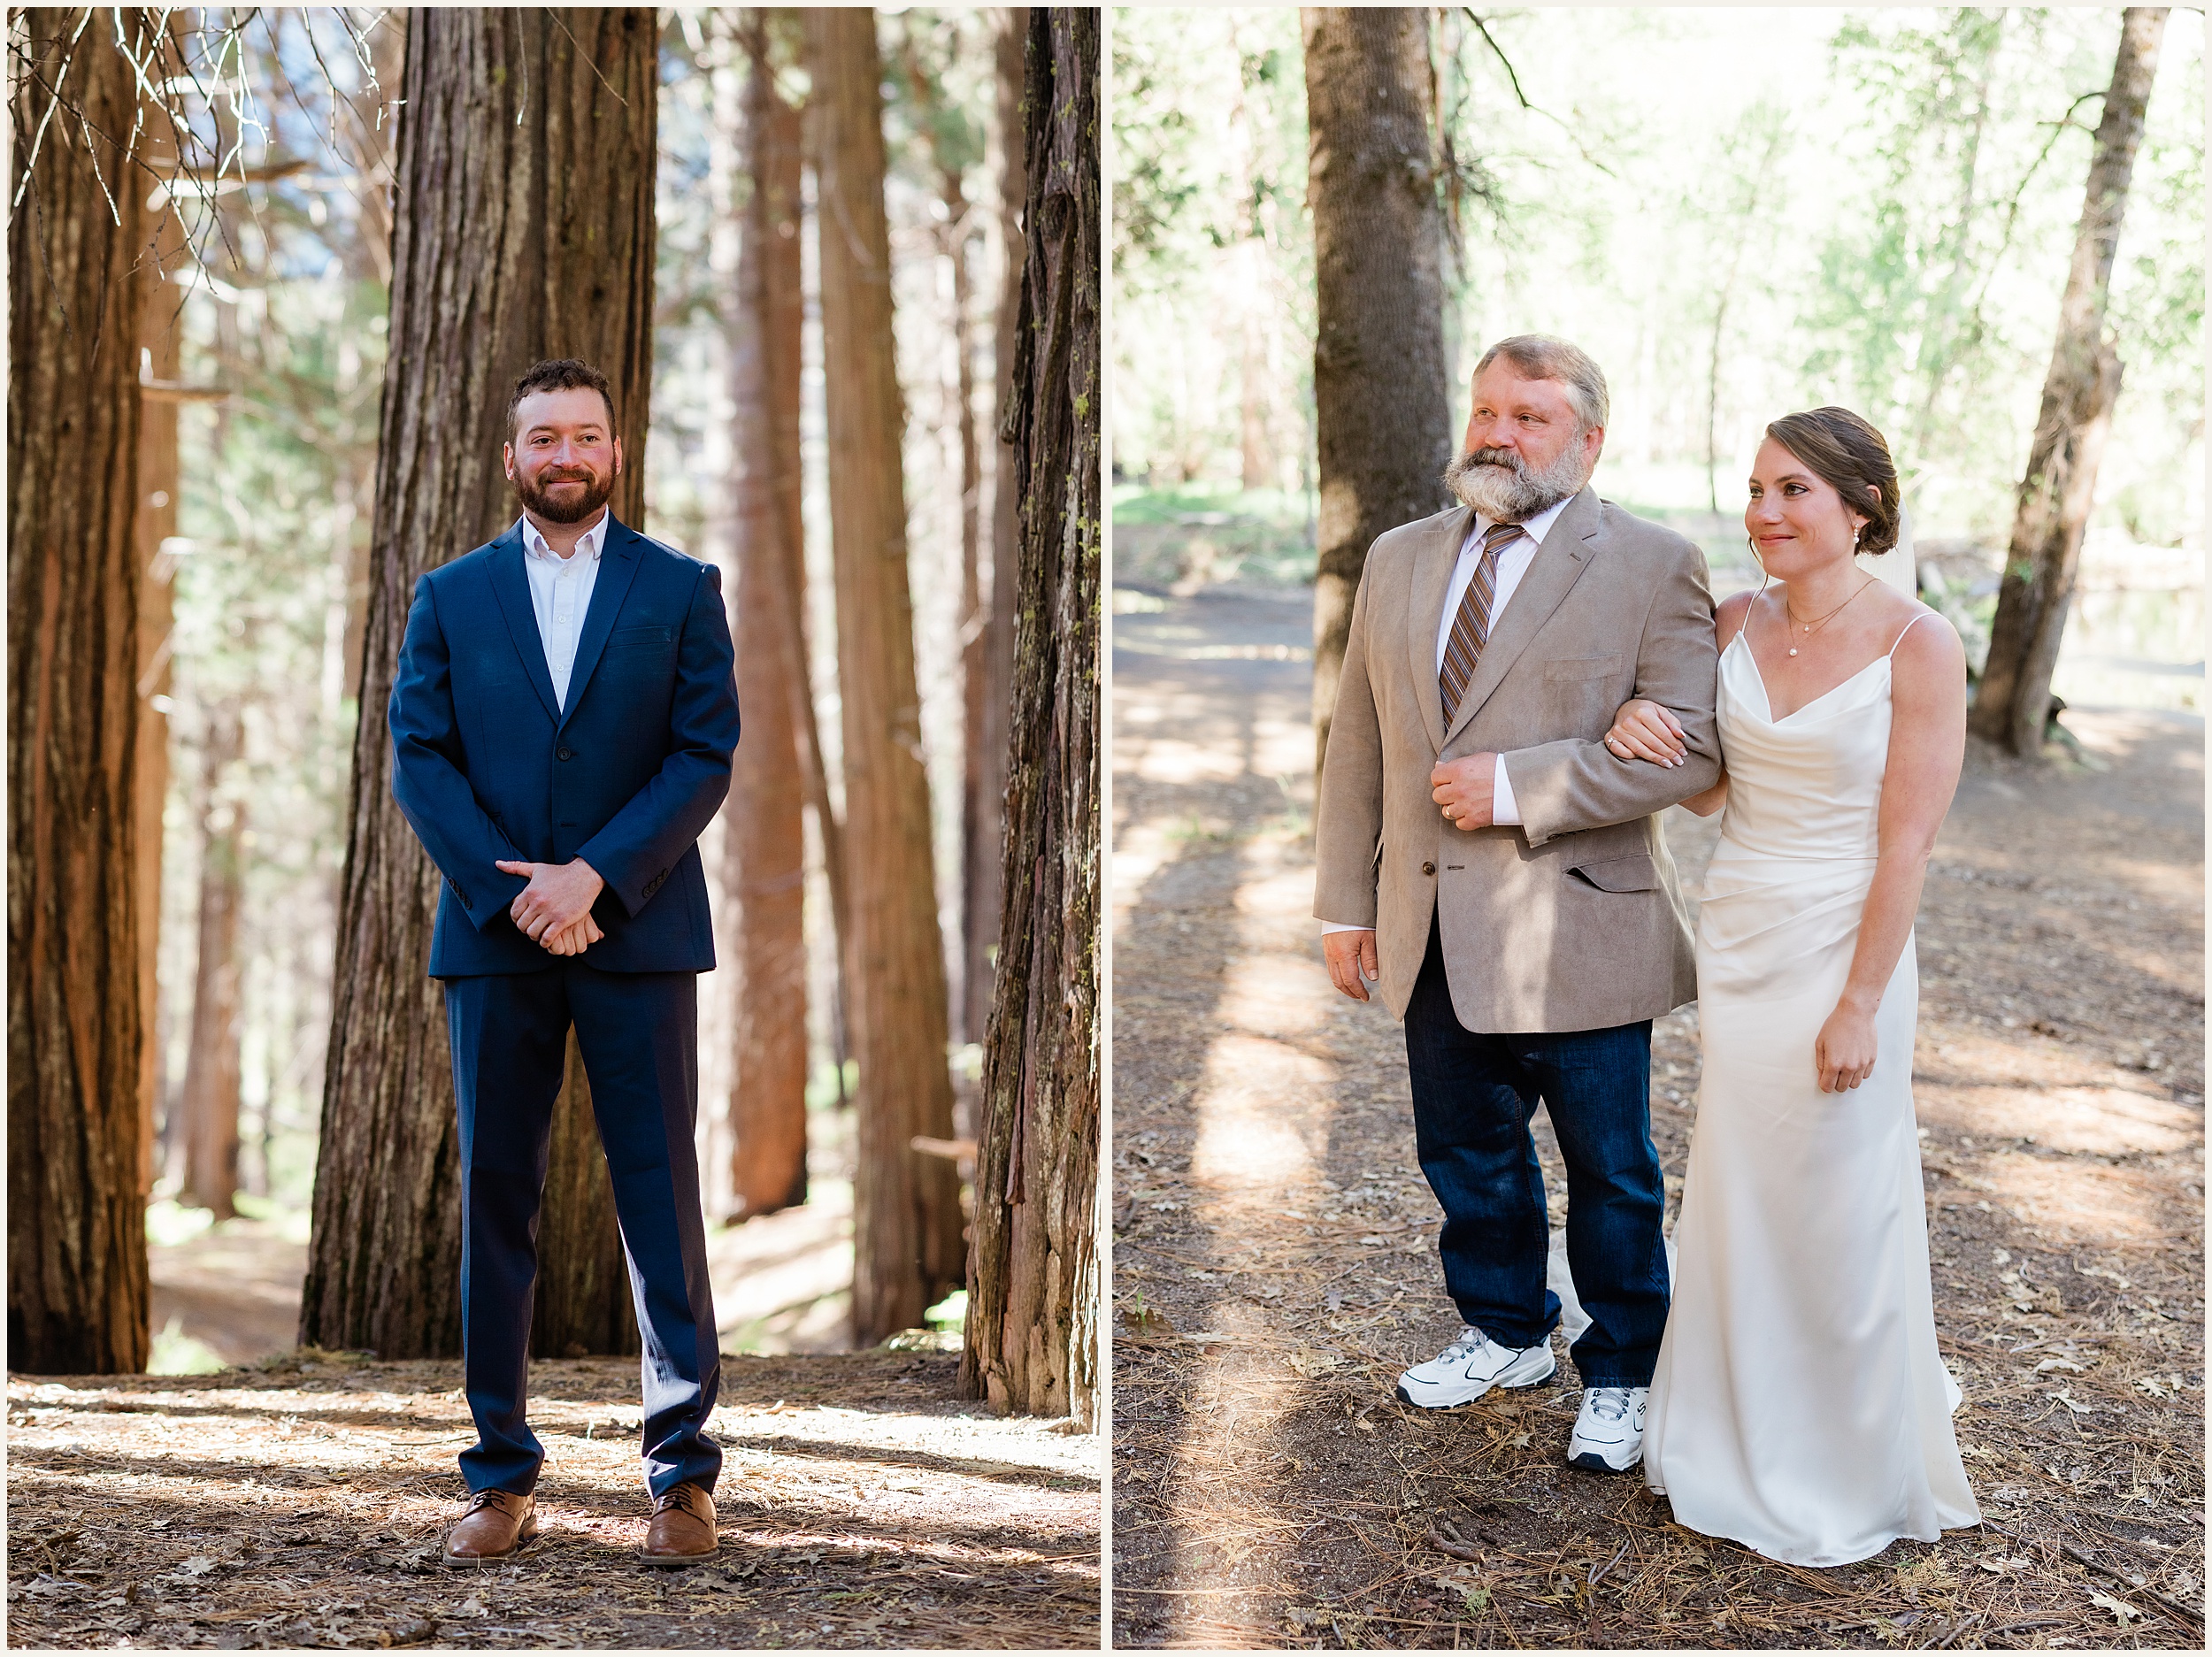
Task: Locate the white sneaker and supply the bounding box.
[1394,1326,1556,1408]
[1568,1385,1648,1472]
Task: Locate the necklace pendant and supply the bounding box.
[1788,647,1799,657]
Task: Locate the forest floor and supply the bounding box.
[1110,573,2204,1650]
[4,1349,1099,1649]
[15,1120,1095,1647]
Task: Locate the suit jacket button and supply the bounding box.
[557,746,573,761]
[1422,861,1437,876]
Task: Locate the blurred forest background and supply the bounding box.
[159,8,1004,1358]
[1112,5,2204,719]
[12,5,1083,1382]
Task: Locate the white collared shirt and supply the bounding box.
[518,509,609,711]
[1321,495,1576,935]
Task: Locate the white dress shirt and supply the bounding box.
[1323,495,1574,936]
[518,509,609,711]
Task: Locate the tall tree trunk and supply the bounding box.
[899,20,991,1048]
[806,6,965,1345]
[302,9,657,1359]
[965,5,1026,1062]
[1969,7,2165,757]
[8,7,155,1374]
[178,708,245,1219]
[134,13,192,1201]
[946,167,985,1049]
[721,8,810,1220]
[961,5,1102,1424]
[1302,6,1451,779]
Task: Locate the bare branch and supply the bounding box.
[1459,10,1619,180]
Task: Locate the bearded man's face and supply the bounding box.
[506,387,621,524]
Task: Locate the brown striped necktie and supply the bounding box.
[1440,519,1523,719]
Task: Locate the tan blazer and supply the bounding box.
[1313,487,1721,1032]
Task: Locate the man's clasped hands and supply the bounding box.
[495,857,607,956]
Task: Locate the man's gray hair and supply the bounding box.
[1472,334,1609,433]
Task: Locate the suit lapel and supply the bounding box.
[557,514,645,728]
[1440,487,1604,748]
[486,526,562,723]
[1406,506,1473,753]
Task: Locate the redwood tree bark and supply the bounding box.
[1969,8,2166,757]
[1302,6,1451,779]
[806,6,966,1345]
[960,6,1101,1424]
[178,706,245,1219]
[7,7,156,1374]
[722,8,811,1220]
[963,6,1027,1051]
[302,8,658,1359]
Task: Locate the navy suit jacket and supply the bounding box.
[389,515,741,978]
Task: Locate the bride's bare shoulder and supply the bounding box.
[1715,587,1760,646]
[1889,600,1966,684]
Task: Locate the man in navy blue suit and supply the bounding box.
[388,358,741,1568]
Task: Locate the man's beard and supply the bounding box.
[1443,441,1591,524]
[518,465,616,525]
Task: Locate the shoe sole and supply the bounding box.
[637,1545,718,1569]
[442,1520,538,1567]
[1567,1448,1642,1474]
[1394,1356,1556,1410]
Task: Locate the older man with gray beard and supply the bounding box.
[1311,335,1721,1475]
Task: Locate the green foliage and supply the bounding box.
[1115,7,2205,550]
[1113,7,1313,490]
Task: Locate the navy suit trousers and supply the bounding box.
[444,962,721,1498]
[1402,912,1671,1387]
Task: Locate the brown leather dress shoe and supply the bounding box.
[442,1488,537,1565]
[641,1481,718,1566]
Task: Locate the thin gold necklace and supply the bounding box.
[1780,578,1875,657]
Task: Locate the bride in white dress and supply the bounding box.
[1601,407,1981,1567]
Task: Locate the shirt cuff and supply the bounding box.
[1320,920,1372,934]
[1493,753,1523,825]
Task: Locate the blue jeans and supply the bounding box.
[1402,917,1670,1387]
[443,962,722,1499]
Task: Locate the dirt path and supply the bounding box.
[5,1351,1098,1649]
[1110,580,2204,1649]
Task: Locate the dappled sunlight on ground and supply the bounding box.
[1113,576,2202,1649]
[4,1354,1099,1648]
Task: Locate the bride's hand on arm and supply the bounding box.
[1606,699,1729,816]
[1605,699,1688,766]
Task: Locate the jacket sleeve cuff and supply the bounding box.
[457,867,531,931]
[574,843,669,918]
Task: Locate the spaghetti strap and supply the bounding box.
[1886,611,1930,658]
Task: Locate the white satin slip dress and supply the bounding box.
[1642,621,1980,1568]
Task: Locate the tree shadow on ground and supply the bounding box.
[1109,580,2203,1650]
[5,1351,1100,1649]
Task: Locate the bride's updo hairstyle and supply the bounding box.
[1764,408,1901,556]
